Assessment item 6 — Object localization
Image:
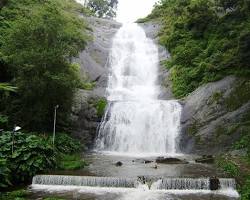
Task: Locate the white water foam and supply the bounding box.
[31,185,240,199]
[95,23,182,156]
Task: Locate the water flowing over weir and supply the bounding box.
[95,23,182,155]
[32,175,237,191]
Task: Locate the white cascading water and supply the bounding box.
[95,23,182,155]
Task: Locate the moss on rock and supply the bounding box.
[94,98,107,118]
[225,80,250,111]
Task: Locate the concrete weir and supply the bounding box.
[32,175,236,191]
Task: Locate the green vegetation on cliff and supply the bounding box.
[87,0,118,18]
[142,0,250,98]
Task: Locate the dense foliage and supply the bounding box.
[94,98,107,118]
[0,131,82,188]
[0,132,55,186]
[0,189,30,200]
[0,0,89,132]
[142,0,250,98]
[87,0,118,18]
[216,155,250,200]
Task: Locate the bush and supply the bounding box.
[234,134,250,154]
[0,131,55,186]
[80,81,96,90]
[240,176,250,200]
[0,189,29,200]
[216,157,239,177]
[94,98,107,118]
[0,159,11,188]
[0,114,8,129]
[53,133,82,154]
[146,0,250,98]
[0,131,84,188]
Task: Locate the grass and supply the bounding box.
[216,156,240,177]
[216,155,250,199]
[0,189,29,200]
[57,154,87,170]
[80,81,96,90]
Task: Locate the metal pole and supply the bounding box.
[12,125,15,155]
[52,105,59,150]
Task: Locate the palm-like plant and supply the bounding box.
[0,83,17,92]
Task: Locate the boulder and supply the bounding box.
[195,155,214,164]
[156,157,188,164]
[210,177,220,190]
[115,161,123,167]
[144,160,154,164]
[132,159,153,164]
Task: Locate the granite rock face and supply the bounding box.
[74,17,121,97]
[179,76,250,154]
[71,17,121,148]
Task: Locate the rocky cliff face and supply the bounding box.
[179,76,250,155]
[71,17,121,149]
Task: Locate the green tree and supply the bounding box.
[1,0,89,131]
[142,0,250,98]
[87,0,118,18]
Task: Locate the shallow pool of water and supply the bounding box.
[48,153,226,178]
[27,153,239,200]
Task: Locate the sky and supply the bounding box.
[116,0,158,23]
[75,0,158,23]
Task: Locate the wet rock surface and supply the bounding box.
[195,155,215,164]
[74,17,121,97]
[115,161,123,167]
[156,157,189,164]
[210,177,220,190]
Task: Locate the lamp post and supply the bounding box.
[52,105,59,150]
[12,125,21,155]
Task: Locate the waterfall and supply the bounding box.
[219,178,236,190]
[95,23,182,155]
